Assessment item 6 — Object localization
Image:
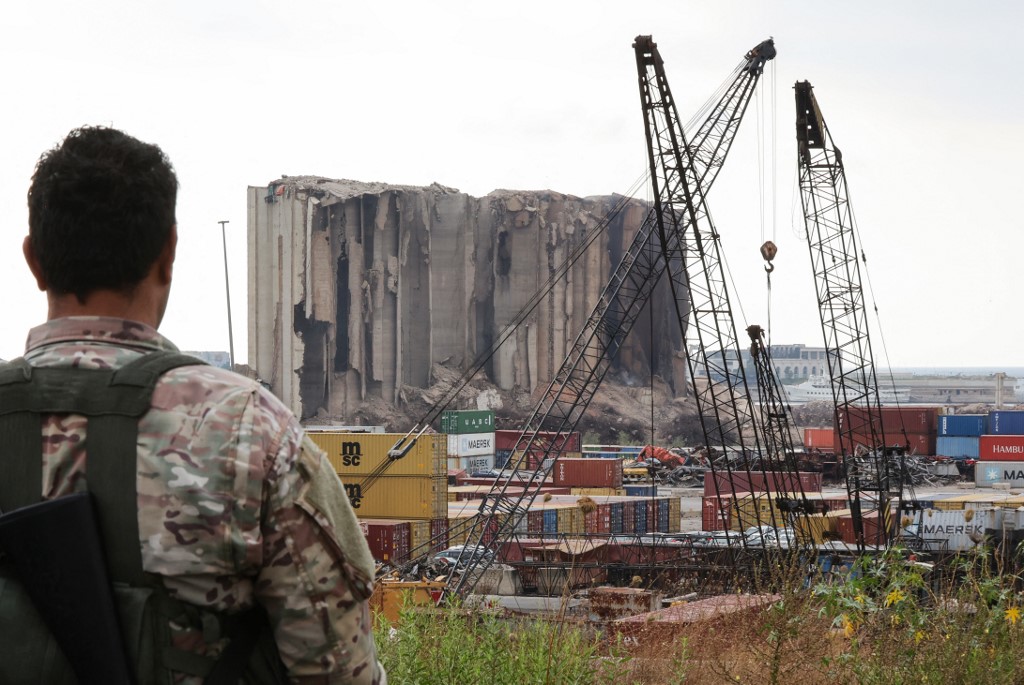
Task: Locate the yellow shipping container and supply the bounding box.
[308,431,447,478]
[557,506,584,534]
[667,497,681,533]
[343,475,447,520]
[794,508,853,544]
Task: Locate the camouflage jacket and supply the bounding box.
[21,317,385,685]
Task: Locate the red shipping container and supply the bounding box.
[552,458,623,488]
[524,510,539,534]
[803,428,835,450]
[702,495,732,531]
[836,429,935,456]
[583,503,612,534]
[836,510,888,546]
[980,435,1024,461]
[494,429,581,453]
[621,501,636,534]
[837,407,938,437]
[429,517,449,553]
[704,471,822,497]
[360,519,410,564]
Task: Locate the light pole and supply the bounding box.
[219,220,235,369]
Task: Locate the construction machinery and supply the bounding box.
[794,81,908,549]
[443,36,779,596]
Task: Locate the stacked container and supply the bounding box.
[308,431,448,520]
[552,458,623,488]
[936,414,986,460]
[495,430,581,470]
[974,410,1024,488]
[443,410,496,474]
[834,407,938,456]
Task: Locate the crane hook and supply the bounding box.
[760,240,777,273]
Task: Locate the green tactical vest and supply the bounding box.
[0,351,288,684]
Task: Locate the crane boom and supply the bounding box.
[447,37,775,595]
[795,81,902,549]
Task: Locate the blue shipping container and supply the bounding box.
[625,485,658,497]
[937,415,988,437]
[990,411,1024,435]
[634,501,648,534]
[658,504,670,532]
[543,509,558,534]
[936,436,980,459]
[610,502,624,534]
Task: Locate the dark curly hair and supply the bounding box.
[27,126,178,302]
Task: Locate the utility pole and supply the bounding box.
[219,220,235,370]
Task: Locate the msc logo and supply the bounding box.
[344,483,363,509]
[339,441,361,467]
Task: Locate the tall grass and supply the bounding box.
[376,548,1024,684]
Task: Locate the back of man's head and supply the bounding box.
[28,126,178,303]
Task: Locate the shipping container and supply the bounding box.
[447,432,496,457]
[916,508,995,552]
[571,487,625,497]
[406,519,431,559]
[667,497,682,533]
[976,461,1024,488]
[936,436,981,460]
[348,475,447,519]
[634,500,648,534]
[990,411,1024,436]
[624,485,658,497]
[834,429,935,457]
[360,519,410,564]
[309,431,447,478]
[622,501,636,534]
[495,429,581,453]
[938,414,988,437]
[447,454,496,474]
[704,471,822,497]
[440,409,494,434]
[803,428,835,450]
[610,502,624,534]
[980,435,1024,461]
[429,518,449,553]
[583,503,612,534]
[836,510,890,546]
[552,458,623,488]
[837,406,938,434]
[702,495,732,531]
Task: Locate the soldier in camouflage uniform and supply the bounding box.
[7,126,385,683]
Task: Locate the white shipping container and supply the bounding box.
[448,432,496,457]
[916,508,998,552]
[447,454,496,473]
[976,461,1024,488]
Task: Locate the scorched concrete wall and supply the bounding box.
[248,176,684,420]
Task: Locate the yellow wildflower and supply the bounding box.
[884,589,906,607]
[1006,606,1021,625]
[854,594,866,605]
[914,630,925,644]
[840,614,856,638]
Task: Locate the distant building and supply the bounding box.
[182,351,232,370]
[688,342,828,385]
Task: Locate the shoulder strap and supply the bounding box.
[0,351,206,582]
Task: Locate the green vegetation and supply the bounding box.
[376,549,1024,684]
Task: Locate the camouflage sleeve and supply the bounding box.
[256,416,386,685]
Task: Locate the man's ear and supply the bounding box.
[23,236,47,291]
[157,226,177,285]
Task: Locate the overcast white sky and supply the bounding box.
[2,1,1021,370]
